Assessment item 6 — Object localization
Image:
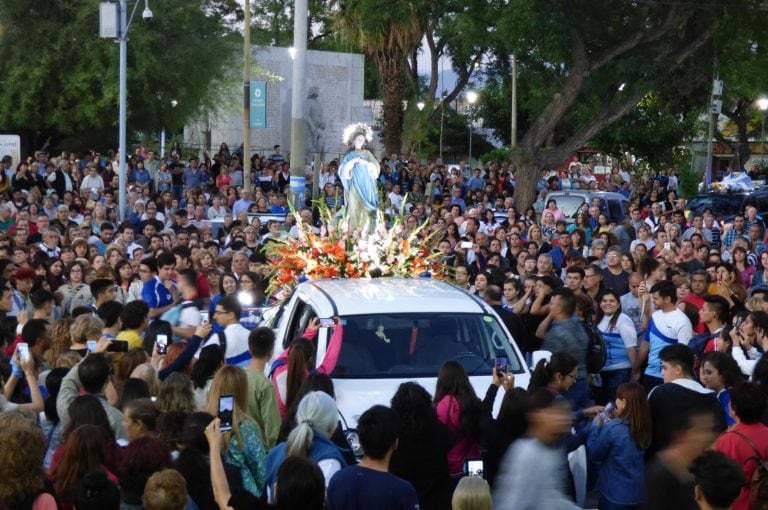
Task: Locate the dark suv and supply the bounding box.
[685,190,768,222]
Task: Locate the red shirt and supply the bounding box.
[715,422,768,510]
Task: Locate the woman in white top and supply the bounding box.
[596,289,639,404]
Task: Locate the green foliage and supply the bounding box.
[0,0,239,151]
[590,92,698,168]
[678,162,702,199]
[481,147,514,166]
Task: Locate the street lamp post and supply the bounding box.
[416,101,425,159]
[466,91,478,172]
[758,98,768,168]
[115,0,152,222]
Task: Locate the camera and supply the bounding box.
[142,7,154,20]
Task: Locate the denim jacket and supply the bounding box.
[587,418,646,505]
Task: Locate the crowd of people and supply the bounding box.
[0,143,766,510]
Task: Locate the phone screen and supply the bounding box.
[86,340,97,352]
[460,241,473,249]
[200,311,210,324]
[319,318,334,328]
[218,395,235,432]
[17,342,29,362]
[464,457,484,477]
[156,334,168,355]
[494,356,509,374]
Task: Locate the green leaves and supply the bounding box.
[0,0,239,146]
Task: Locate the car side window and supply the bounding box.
[286,299,313,346]
[756,195,768,214]
[608,200,623,221]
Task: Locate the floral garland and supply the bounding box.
[263,203,448,300]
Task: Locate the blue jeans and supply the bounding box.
[598,368,631,405]
[599,495,639,510]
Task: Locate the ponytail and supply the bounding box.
[285,338,315,413]
[286,391,338,458]
[527,352,578,391]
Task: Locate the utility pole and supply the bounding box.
[242,0,251,192]
[289,0,308,204]
[510,54,517,149]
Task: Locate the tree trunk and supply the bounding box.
[512,151,541,212]
[380,58,404,155]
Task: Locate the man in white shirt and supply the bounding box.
[202,294,251,366]
[79,164,105,195]
[388,183,404,212]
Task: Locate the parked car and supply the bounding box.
[545,190,629,224]
[262,277,530,427]
[685,189,768,223]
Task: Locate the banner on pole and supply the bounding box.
[249,81,266,129]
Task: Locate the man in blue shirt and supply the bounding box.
[233,189,254,217]
[183,156,203,189]
[139,255,178,320]
[269,194,290,215]
[327,405,419,510]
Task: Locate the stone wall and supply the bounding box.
[184,46,371,163]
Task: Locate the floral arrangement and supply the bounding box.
[263,205,448,300]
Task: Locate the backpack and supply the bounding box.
[583,317,607,374]
[160,301,200,341]
[732,431,768,510]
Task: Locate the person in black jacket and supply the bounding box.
[479,370,529,488]
[646,344,727,459]
[389,382,454,510]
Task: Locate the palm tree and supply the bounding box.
[336,0,426,154]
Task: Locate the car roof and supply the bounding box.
[548,190,626,199]
[295,277,489,316]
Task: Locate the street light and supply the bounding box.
[100,0,153,221]
[759,97,768,168]
[466,91,478,171]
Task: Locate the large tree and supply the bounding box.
[489,0,744,211]
[335,0,427,155]
[0,0,239,152]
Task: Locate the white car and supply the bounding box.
[264,277,530,428]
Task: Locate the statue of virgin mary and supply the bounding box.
[338,123,380,233]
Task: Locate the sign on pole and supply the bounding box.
[0,135,22,167]
[249,81,266,129]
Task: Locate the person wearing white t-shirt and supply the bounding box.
[636,280,693,392]
[201,294,251,367]
[173,269,202,340]
[596,289,640,403]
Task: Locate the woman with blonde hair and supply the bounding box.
[205,365,267,498]
[66,314,104,357]
[46,316,74,366]
[452,476,493,510]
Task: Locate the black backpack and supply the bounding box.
[583,317,607,374]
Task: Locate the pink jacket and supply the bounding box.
[272,324,344,418]
[435,395,480,476]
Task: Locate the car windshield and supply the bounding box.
[686,195,743,217]
[550,195,588,219]
[329,312,523,379]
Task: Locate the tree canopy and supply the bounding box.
[0,0,240,152]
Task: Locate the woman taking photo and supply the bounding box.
[595,289,639,404]
[206,365,267,498]
[434,361,482,481]
[587,382,651,510]
[272,317,344,418]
